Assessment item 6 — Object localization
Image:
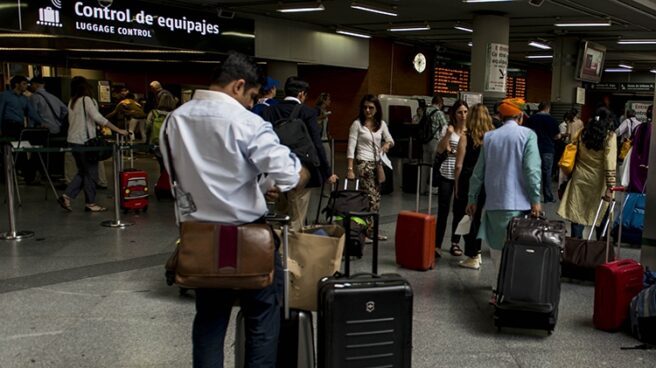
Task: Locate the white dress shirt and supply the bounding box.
[346,120,394,161]
[160,89,301,224]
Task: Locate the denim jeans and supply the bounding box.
[192,251,283,368]
[64,144,100,204]
[541,152,555,203]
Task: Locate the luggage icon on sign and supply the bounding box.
[37,7,63,27]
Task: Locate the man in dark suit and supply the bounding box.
[262,76,337,230]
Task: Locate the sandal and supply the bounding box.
[57,195,72,212]
[450,243,463,257]
[85,204,107,212]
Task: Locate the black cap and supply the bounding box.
[30,76,45,84]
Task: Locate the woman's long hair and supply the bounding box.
[449,99,469,125]
[582,107,613,151]
[70,76,93,110]
[466,104,494,148]
[358,94,382,131]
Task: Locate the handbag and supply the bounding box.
[161,117,276,290]
[370,130,386,183]
[167,222,275,289]
[82,98,113,162]
[558,130,580,176]
[619,138,632,160]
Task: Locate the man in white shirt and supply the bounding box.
[161,52,306,368]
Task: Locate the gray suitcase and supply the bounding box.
[235,216,315,368]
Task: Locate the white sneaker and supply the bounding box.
[458,255,481,270]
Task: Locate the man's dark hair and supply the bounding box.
[625,109,636,119]
[10,75,28,89]
[432,95,443,105]
[538,101,551,111]
[210,51,264,90]
[284,76,309,98]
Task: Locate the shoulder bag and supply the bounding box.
[370,130,386,183]
[558,129,581,176]
[162,116,275,290]
[82,98,113,162]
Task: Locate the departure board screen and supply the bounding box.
[506,74,527,99]
[433,66,470,97]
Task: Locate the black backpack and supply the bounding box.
[418,108,439,144]
[273,104,320,167]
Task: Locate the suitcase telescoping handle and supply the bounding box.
[590,193,617,263]
[343,211,379,277]
[265,214,292,320]
[415,162,434,215]
[610,186,626,259]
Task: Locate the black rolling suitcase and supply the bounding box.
[401,160,419,194]
[494,215,566,334]
[235,216,315,368]
[318,212,413,368]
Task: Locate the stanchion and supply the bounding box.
[101,135,133,228]
[0,144,34,240]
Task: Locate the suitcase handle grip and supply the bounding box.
[343,212,379,277]
[349,272,382,279]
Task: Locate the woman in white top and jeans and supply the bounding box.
[58,76,127,212]
[346,94,394,240]
[435,99,468,257]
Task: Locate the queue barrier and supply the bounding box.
[1,137,155,240]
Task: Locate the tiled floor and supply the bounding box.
[0,155,653,368]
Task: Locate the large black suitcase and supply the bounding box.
[401,161,419,194]
[495,215,565,334]
[318,212,413,368]
[235,216,315,368]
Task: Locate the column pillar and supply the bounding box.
[267,61,297,94]
[550,37,582,117]
[641,77,656,269]
[470,14,509,102]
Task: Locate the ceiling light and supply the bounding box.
[350,2,397,17]
[67,48,206,54]
[454,25,473,32]
[463,0,514,2]
[336,29,371,39]
[554,20,611,27]
[525,55,553,59]
[617,39,656,45]
[650,69,656,74]
[222,31,255,38]
[388,24,430,32]
[604,68,632,72]
[618,63,633,69]
[277,2,325,13]
[528,41,551,50]
[467,42,473,47]
[0,33,59,38]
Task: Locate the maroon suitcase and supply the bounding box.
[395,163,435,271]
[593,187,644,331]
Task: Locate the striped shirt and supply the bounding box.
[439,132,460,180]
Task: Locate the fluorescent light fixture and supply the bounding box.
[388,24,430,32]
[277,2,325,13]
[617,39,656,45]
[67,48,205,54]
[618,63,633,69]
[454,25,473,32]
[604,68,632,72]
[525,55,553,59]
[463,0,514,2]
[222,31,255,39]
[0,47,57,51]
[554,20,611,27]
[650,69,656,74]
[0,33,59,38]
[529,41,551,50]
[336,29,371,39]
[467,42,473,47]
[350,2,397,17]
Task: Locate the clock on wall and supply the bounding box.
[413,52,426,73]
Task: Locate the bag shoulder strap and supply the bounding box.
[290,103,304,120]
[35,91,61,121]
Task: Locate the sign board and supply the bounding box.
[0,0,254,53]
[589,83,618,92]
[576,87,586,105]
[620,83,655,93]
[485,43,509,93]
[505,70,527,99]
[433,65,470,97]
[98,80,111,103]
[626,100,652,122]
[460,92,482,106]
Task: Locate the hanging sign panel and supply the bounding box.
[0,0,254,53]
[485,43,509,93]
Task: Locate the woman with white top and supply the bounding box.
[346,94,394,240]
[435,99,468,257]
[58,76,128,212]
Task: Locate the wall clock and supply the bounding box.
[413,52,426,73]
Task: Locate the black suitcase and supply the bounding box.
[235,216,315,368]
[495,215,565,334]
[401,161,419,194]
[380,164,394,195]
[318,212,413,368]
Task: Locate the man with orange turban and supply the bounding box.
[465,97,542,303]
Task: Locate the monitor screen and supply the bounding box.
[576,41,606,83]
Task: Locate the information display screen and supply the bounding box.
[433,65,470,97]
[506,74,527,99]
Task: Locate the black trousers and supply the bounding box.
[435,173,462,249]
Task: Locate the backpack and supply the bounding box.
[418,108,439,144]
[35,91,68,134]
[149,110,168,145]
[630,284,656,344]
[273,104,320,167]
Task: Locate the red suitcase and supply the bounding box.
[120,168,149,212]
[395,163,435,271]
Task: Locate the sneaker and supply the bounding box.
[364,237,374,244]
[458,255,481,270]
